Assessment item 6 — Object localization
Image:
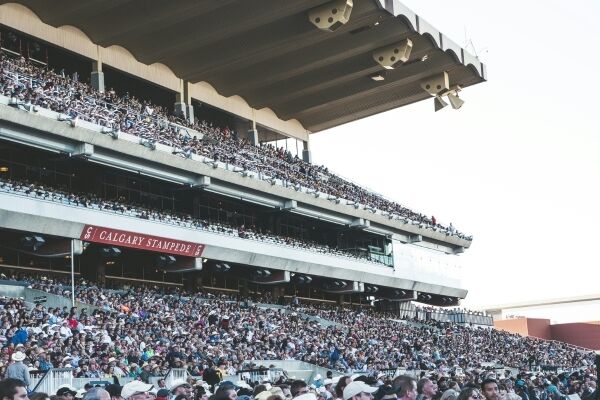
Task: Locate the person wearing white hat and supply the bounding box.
[121,381,154,400]
[343,382,378,400]
[6,351,30,389]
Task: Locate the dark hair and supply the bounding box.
[457,388,479,400]
[480,379,497,392]
[29,393,50,400]
[335,377,351,399]
[393,376,417,398]
[214,388,235,400]
[254,385,268,396]
[0,379,27,400]
[417,379,431,395]
[290,380,308,398]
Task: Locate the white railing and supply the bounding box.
[237,368,287,385]
[32,368,73,395]
[166,368,190,388]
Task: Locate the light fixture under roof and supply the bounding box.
[370,72,386,81]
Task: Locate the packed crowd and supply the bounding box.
[2,370,598,400]
[0,177,385,265]
[0,52,471,241]
[0,270,594,392]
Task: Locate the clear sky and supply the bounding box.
[310,0,600,323]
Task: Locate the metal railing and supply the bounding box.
[237,367,288,385]
[148,368,190,388]
[32,368,73,395]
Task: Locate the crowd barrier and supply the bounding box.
[31,368,73,394]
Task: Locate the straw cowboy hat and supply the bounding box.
[11,351,26,362]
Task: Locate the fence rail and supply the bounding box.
[32,368,73,395]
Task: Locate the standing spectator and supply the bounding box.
[5,352,30,390]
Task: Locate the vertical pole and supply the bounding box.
[70,239,75,307]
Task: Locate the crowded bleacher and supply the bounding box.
[0,270,595,388]
[0,52,471,241]
[0,177,386,265]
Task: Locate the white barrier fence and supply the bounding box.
[32,368,73,395]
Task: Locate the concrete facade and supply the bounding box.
[494,318,600,350]
[0,191,467,298]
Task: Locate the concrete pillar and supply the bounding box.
[247,129,259,145]
[240,279,249,297]
[91,60,104,93]
[302,140,312,163]
[175,80,195,124]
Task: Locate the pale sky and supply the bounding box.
[310,0,600,323]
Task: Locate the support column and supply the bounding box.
[175,80,195,124]
[246,110,259,145]
[302,139,312,163]
[91,60,105,93]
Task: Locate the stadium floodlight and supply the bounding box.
[421,72,450,96]
[308,0,353,32]
[20,235,45,251]
[434,96,448,112]
[372,39,413,70]
[447,92,464,109]
[214,262,231,273]
[370,72,386,82]
[156,254,176,267]
[100,247,121,258]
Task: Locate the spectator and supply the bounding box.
[5,352,29,389]
[0,378,28,400]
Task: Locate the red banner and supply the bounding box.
[80,225,204,257]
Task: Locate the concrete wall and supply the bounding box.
[0,191,467,297]
[0,104,471,251]
[494,318,532,337]
[550,323,600,350]
[494,318,600,350]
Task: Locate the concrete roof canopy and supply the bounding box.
[5,0,486,133]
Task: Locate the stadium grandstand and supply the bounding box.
[0,2,597,400]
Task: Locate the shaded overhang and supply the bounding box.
[1,0,485,133]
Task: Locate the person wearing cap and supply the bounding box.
[343,381,378,400]
[56,386,77,400]
[6,351,30,389]
[121,381,154,400]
